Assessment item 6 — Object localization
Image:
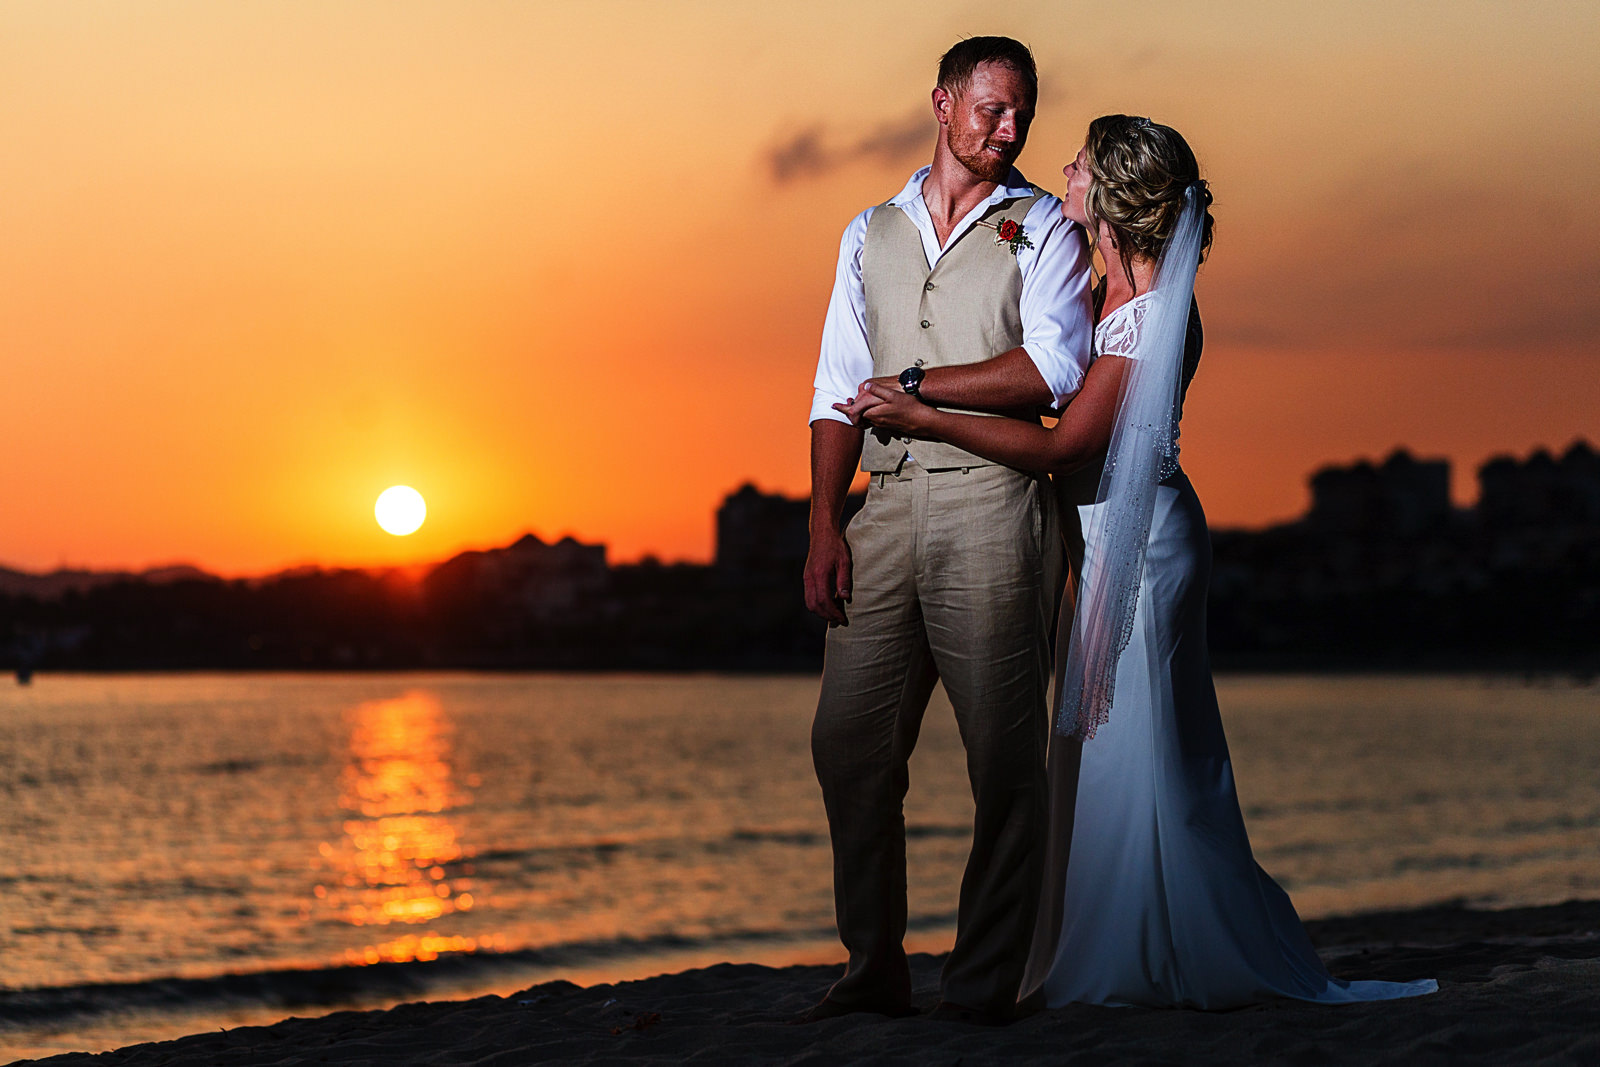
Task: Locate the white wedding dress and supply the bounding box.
[1021,293,1438,1009]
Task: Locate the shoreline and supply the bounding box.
[10,665,1599,678]
[10,900,1600,1065]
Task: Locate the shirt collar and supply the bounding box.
[887,165,1035,208]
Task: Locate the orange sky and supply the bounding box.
[3,2,1597,574]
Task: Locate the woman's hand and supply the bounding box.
[832,377,902,424]
[833,383,939,437]
[833,378,896,426]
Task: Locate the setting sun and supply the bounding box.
[375,486,426,537]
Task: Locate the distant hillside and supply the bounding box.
[0,564,216,600]
[3,443,1596,672]
[0,530,590,603]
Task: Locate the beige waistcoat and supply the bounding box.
[859,190,1046,473]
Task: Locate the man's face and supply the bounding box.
[937,61,1036,182]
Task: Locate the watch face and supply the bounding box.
[898,367,924,392]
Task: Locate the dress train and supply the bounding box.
[1022,470,1438,1008]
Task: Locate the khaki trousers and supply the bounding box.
[813,458,1061,1012]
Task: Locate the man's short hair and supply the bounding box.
[936,36,1038,102]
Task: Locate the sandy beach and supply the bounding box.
[11,899,1600,1066]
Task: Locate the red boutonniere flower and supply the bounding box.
[977,218,1034,255]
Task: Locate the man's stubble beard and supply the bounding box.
[948,132,1021,184]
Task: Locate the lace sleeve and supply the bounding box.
[1097,296,1204,399]
[1093,298,1149,358]
[1090,294,1203,480]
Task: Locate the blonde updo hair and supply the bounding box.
[1083,115,1214,281]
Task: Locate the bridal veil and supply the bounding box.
[1056,183,1206,741]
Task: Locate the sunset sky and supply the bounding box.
[3,1,1596,575]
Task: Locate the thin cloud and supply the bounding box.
[768,127,831,183]
[854,111,935,165]
[766,110,936,184]
[1205,167,1600,352]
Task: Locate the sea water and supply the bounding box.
[2,672,1597,1058]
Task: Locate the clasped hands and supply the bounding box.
[832,376,939,439]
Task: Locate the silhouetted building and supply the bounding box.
[716,484,809,574]
[715,483,865,576]
[1307,449,1451,536]
[1479,440,1600,527]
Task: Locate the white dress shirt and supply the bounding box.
[809,166,1094,427]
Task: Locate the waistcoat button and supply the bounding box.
[920,320,931,329]
[924,281,936,291]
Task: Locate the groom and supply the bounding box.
[804,37,1093,1023]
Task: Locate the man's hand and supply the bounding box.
[804,528,852,626]
[807,418,862,626]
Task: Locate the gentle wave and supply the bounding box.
[465,822,971,869]
[5,673,1598,1055]
[0,913,959,1026]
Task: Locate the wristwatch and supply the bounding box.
[898,365,926,400]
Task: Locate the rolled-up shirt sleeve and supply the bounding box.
[808,208,875,426]
[1017,196,1094,408]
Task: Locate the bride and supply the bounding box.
[837,115,1437,1009]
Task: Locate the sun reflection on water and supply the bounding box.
[314,691,480,963]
